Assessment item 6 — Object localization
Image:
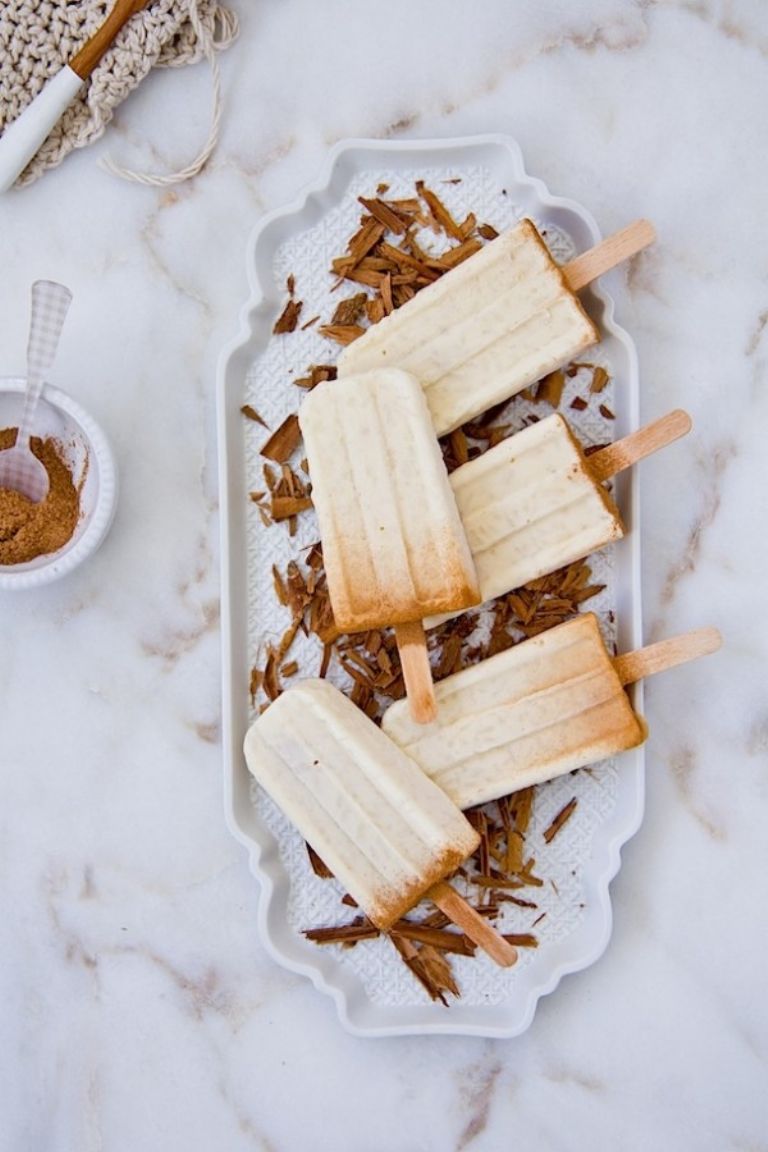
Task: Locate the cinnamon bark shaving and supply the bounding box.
[543,798,579,843]
[270,494,313,521]
[241,404,268,427]
[321,181,505,344]
[304,905,479,998]
[260,413,302,462]
[502,934,539,948]
[256,464,313,533]
[273,301,302,334]
[293,363,337,391]
[448,428,470,468]
[389,935,461,1005]
[465,788,536,888]
[440,398,516,474]
[391,923,476,955]
[416,181,466,240]
[329,293,368,326]
[366,297,386,324]
[273,279,303,334]
[249,490,272,528]
[358,196,410,234]
[519,363,613,417]
[433,237,483,270]
[261,646,282,701]
[317,323,366,346]
[332,218,386,276]
[249,666,262,703]
[520,369,566,408]
[306,844,333,879]
[304,917,379,945]
[494,892,538,909]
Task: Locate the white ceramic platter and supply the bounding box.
[216,135,644,1037]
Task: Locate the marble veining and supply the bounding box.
[659,436,737,608]
[668,743,727,840]
[0,1,766,1149]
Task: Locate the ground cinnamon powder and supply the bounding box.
[0,427,80,564]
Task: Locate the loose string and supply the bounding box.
[99,0,238,186]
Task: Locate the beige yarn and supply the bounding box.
[0,0,239,187]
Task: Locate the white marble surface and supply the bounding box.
[1,1,766,1148]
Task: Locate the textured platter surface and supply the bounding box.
[216,135,645,1037]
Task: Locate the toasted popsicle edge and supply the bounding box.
[424,409,691,631]
[382,616,722,808]
[244,680,517,965]
[298,368,479,724]
[298,369,481,633]
[337,218,655,438]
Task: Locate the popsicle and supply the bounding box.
[382,612,721,810]
[299,367,480,722]
[337,217,655,435]
[244,679,518,965]
[425,409,692,628]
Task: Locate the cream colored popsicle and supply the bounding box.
[244,679,518,965]
[299,367,481,723]
[338,218,655,435]
[299,368,479,629]
[425,409,692,628]
[382,613,721,810]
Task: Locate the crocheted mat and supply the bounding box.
[0,0,236,186]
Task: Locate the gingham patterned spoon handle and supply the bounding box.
[17,280,73,450]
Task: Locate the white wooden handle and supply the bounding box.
[0,67,83,193]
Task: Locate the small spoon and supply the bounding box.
[0,280,73,502]
[0,0,152,193]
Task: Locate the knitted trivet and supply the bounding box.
[0,0,238,186]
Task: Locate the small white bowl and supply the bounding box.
[0,377,117,590]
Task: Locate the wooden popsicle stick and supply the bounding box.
[563,219,656,293]
[70,0,151,80]
[613,628,722,687]
[587,409,692,483]
[429,881,518,968]
[395,621,437,724]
